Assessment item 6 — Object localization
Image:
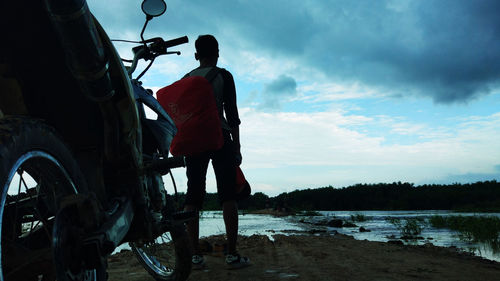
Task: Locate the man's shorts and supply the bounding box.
[184,132,237,209]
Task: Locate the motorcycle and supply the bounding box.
[0,0,193,280]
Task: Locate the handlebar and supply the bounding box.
[126,35,189,77]
[148,36,188,55]
[163,36,189,49]
[137,36,189,55]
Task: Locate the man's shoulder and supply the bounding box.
[207,66,231,76]
[218,67,234,80]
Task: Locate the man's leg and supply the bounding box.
[222,198,250,268]
[212,137,238,252]
[212,134,250,267]
[184,154,209,261]
[184,204,200,254]
[222,200,238,254]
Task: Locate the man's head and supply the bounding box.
[195,35,219,61]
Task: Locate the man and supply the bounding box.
[183,35,249,269]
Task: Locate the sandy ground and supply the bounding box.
[107,232,500,281]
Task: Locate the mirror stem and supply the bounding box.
[140,15,153,43]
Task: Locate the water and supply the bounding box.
[198,211,304,238]
[198,210,500,262]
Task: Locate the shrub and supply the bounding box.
[387,217,425,238]
[350,212,368,222]
[429,215,500,242]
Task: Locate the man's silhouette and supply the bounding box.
[183,35,249,269]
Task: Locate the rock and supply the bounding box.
[359,227,371,232]
[327,219,343,227]
[400,236,425,240]
[343,222,358,227]
[422,242,434,248]
[308,229,327,234]
[388,240,404,245]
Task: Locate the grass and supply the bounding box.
[429,215,500,242]
[386,217,425,238]
[429,215,500,254]
[350,212,368,222]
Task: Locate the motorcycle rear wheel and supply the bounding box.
[53,204,107,281]
[0,117,90,281]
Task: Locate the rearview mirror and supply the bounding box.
[141,0,167,18]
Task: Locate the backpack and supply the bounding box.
[156,67,223,156]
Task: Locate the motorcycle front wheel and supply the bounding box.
[0,117,90,281]
[131,224,191,281]
[130,191,191,281]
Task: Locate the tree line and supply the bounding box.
[173,180,500,211]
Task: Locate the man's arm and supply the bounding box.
[222,70,240,128]
[222,69,242,165]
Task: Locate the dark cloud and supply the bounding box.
[91,0,500,104]
[260,75,297,110]
[300,0,500,104]
[265,75,297,95]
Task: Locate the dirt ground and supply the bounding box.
[107,232,500,281]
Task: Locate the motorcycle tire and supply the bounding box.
[53,204,107,281]
[0,116,91,281]
[130,197,191,281]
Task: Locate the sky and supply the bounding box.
[88,0,500,196]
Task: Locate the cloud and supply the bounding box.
[265,75,297,95]
[238,107,500,186]
[259,75,297,110]
[431,172,500,185]
[302,0,500,104]
[89,0,500,104]
[150,0,500,104]
[85,0,500,195]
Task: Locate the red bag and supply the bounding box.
[157,70,223,156]
[235,167,251,200]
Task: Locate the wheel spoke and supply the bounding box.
[25,187,52,240]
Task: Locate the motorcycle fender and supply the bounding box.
[0,64,28,115]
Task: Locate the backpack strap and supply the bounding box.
[204,67,221,83]
[183,67,223,82]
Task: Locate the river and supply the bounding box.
[197,210,500,262]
